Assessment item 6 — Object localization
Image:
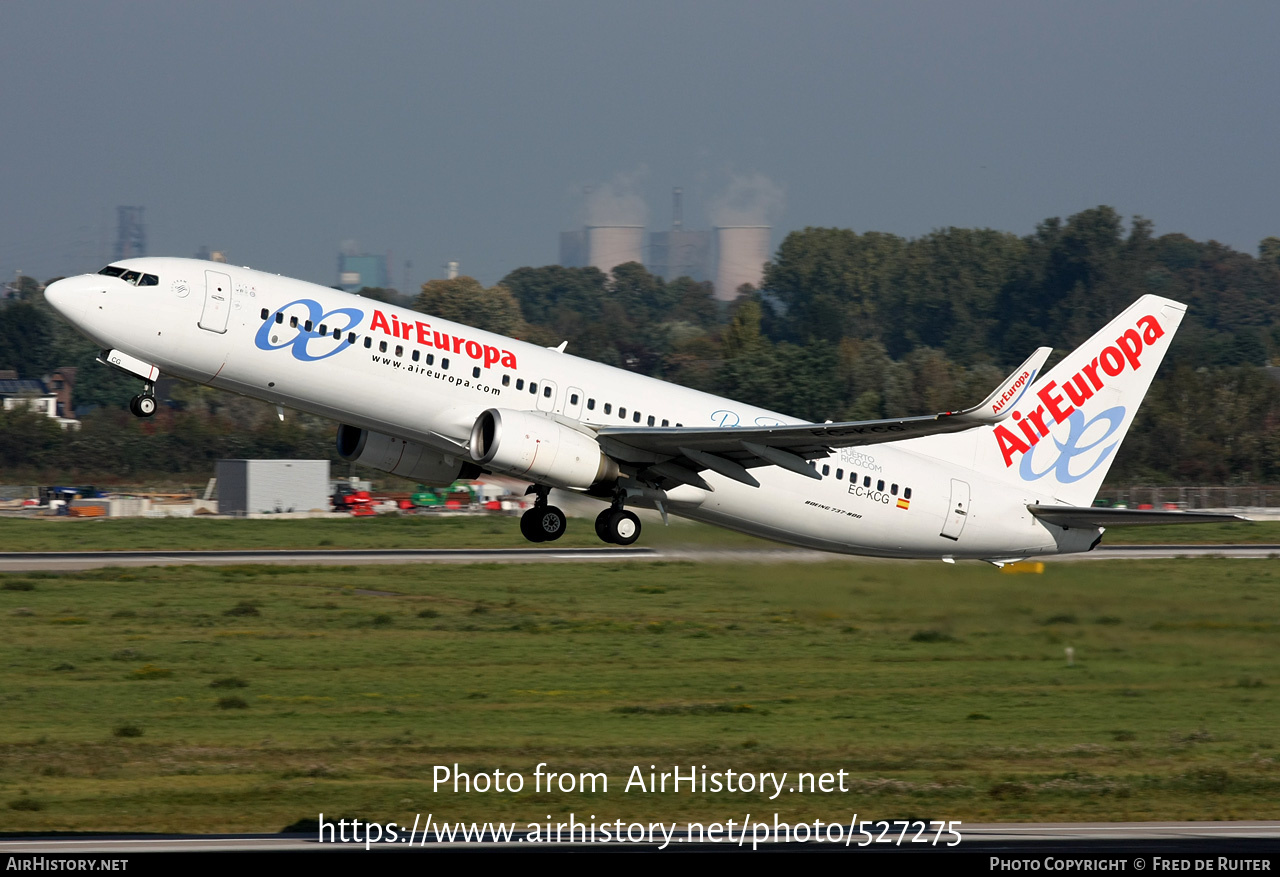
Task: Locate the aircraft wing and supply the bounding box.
[1028,506,1249,528]
[594,347,1051,488]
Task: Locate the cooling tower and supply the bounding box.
[713,225,770,301]
[585,225,645,273]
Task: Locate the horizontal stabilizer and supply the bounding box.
[1029,505,1249,528]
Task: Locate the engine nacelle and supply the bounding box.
[469,408,618,490]
[336,424,478,486]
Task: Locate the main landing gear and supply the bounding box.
[519,487,567,543]
[128,383,157,418]
[595,496,641,546]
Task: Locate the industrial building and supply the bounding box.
[215,459,331,516]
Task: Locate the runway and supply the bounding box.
[0,544,1276,571]
[2,821,1279,854]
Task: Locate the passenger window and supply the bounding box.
[473,367,481,378]
[442,358,449,369]
[676,423,683,427]
[304,320,313,332]
[836,468,843,480]
[412,350,420,362]
[661,419,668,427]
[395,345,403,357]
[276,312,284,324]
[516,379,524,390]
[530,382,538,394]
[633,411,641,423]
[877,480,885,492]
[891,484,898,495]
[587,399,595,410]
[863,476,870,487]
[604,403,612,415]
[570,393,579,405]
[904,487,912,500]
[364,337,372,348]
[822,464,830,476]
[318,323,327,335]
[347,332,356,343]
[426,354,434,365]
[544,386,552,398]
[502,375,510,387]
[647,415,655,426]
[619,407,626,418]
[290,316,299,328]
[379,341,387,353]
[849,471,856,483]
[260,308,268,320]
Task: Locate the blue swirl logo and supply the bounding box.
[255,299,364,362]
[1019,405,1125,484]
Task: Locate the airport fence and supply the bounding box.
[1095,484,1280,510]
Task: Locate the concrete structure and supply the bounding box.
[337,253,389,291]
[585,225,644,273]
[713,225,771,301]
[215,459,331,516]
[649,229,710,282]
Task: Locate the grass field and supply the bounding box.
[1,556,1277,833]
[0,513,1277,554]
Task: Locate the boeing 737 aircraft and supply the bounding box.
[44,258,1239,563]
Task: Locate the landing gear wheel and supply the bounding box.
[129,394,157,418]
[595,509,613,542]
[603,509,641,546]
[521,505,567,543]
[520,508,546,542]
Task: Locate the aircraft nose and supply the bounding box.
[44,276,90,322]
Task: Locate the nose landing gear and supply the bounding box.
[128,383,158,418]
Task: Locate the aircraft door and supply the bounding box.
[199,270,232,334]
[564,386,584,419]
[940,479,971,541]
[536,378,557,413]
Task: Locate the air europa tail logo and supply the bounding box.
[994,313,1166,475]
[370,310,518,369]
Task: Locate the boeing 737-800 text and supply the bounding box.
[44,258,1240,562]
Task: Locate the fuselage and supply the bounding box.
[45,257,1098,560]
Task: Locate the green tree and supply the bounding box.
[413,277,525,336]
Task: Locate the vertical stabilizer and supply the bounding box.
[929,295,1185,506]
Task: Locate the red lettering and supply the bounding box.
[1138,314,1164,345]
[1013,411,1040,445]
[1116,328,1143,370]
[1082,358,1104,390]
[453,337,465,354]
[416,321,433,346]
[500,351,518,369]
[371,310,391,334]
[483,345,500,367]
[434,331,450,349]
[1027,405,1051,438]
[400,320,412,339]
[995,424,1030,466]
[465,340,482,359]
[1062,373,1094,407]
[1038,381,1075,424]
[1100,346,1124,376]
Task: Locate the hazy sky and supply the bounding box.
[2,1,1277,288]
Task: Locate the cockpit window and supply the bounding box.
[102,267,160,286]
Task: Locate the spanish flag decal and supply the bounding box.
[896,498,910,510]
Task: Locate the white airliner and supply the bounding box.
[44,258,1239,562]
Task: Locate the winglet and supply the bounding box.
[953,346,1052,424]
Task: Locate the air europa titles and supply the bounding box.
[994,313,1165,467]
[370,310,518,370]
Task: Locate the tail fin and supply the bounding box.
[930,295,1186,506]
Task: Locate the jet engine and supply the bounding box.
[336,424,479,486]
[469,408,618,489]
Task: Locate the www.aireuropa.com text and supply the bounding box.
[317,814,963,850]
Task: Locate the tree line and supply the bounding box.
[2,205,1277,484]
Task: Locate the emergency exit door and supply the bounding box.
[940,479,971,541]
